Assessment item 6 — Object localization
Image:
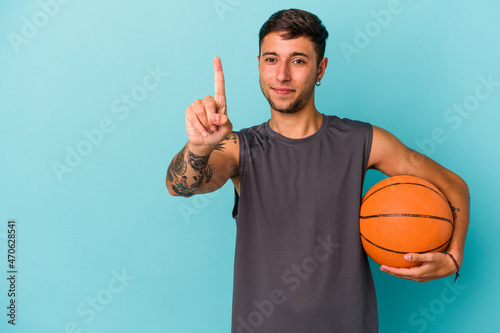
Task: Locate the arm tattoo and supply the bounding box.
[167,146,186,183]
[171,176,196,197]
[167,146,210,197]
[450,205,461,220]
[166,165,174,183]
[205,163,215,183]
[192,173,204,189]
[214,142,227,152]
[187,149,210,171]
[226,132,238,144]
[214,132,238,152]
[171,146,187,174]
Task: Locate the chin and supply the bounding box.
[274,107,301,114]
[270,99,307,114]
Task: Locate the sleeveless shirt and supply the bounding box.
[232,115,378,332]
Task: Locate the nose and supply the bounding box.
[276,62,291,82]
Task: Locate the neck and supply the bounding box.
[269,107,323,139]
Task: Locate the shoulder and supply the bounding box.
[324,115,372,132]
[233,121,270,151]
[368,125,414,172]
[370,125,405,151]
[234,122,268,139]
[322,115,373,143]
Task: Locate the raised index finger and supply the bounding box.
[214,56,225,98]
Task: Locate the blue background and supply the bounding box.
[1,0,499,332]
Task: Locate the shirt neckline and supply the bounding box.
[264,114,329,145]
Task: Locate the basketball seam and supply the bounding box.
[360,233,452,255]
[361,182,449,205]
[359,213,453,225]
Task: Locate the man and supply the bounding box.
[166,9,469,332]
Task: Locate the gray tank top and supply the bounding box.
[232,115,378,332]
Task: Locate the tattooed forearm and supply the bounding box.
[171,175,196,197]
[187,149,210,171]
[205,163,215,183]
[167,146,211,197]
[172,146,187,174]
[166,164,174,183]
[192,172,204,189]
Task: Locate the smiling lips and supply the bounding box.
[272,87,295,95]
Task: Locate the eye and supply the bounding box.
[292,59,306,64]
[265,58,277,63]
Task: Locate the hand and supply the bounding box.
[185,56,232,151]
[380,252,458,283]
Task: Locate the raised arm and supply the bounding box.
[166,57,239,197]
[368,126,470,282]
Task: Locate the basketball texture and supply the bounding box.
[360,175,454,268]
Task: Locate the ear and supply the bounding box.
[316,57,328,82]
[257,55,260,70]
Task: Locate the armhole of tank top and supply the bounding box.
[363,124,374,173]
[232,131,244,219]
[232,188,239,219]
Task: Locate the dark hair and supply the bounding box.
[259,9,329,66]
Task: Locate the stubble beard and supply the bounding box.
[260,77,316,114]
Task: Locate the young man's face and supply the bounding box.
[258,31,327,114]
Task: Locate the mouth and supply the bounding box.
[272,87,295,95]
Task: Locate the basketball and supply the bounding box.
[360,175,454,268]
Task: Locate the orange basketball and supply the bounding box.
[360,175,454,268]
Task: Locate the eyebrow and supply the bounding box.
[262,51,310,58]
